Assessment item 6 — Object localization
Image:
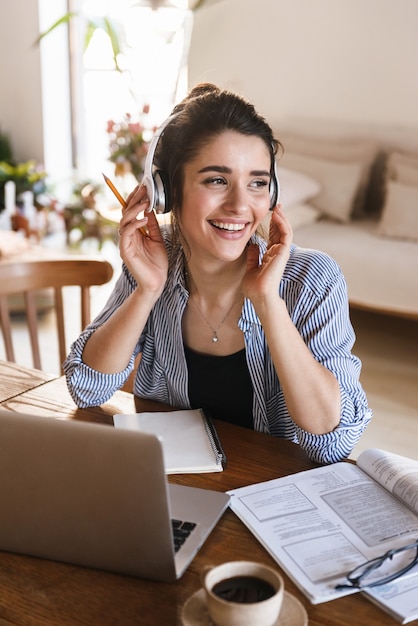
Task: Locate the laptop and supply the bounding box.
[0,410,230,582]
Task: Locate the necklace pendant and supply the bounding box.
[212,332,219,343]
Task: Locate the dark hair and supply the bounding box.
[155,83,282,223]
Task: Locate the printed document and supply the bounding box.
[227,448,418,623]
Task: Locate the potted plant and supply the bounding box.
[0,130,47,213]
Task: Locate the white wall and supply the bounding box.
[189,0,418,134]
[1,0,418,168]
[0,0,72,180]
[0,0,44,162]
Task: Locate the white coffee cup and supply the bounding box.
[202,560,284,626]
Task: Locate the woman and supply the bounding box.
[64,83,371,464]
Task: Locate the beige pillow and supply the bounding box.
[378,180,418,242]
[276,167,321,208]
[280,152,363,222]
[285,203,322,229]
[259,203,321,238]
[278,134,379,217]
[386,151,418,186]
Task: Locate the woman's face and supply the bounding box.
[178,130,272,265]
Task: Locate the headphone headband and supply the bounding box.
[270,158,280,209]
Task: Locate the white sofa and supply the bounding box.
[266,124,418,320]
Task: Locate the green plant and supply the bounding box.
[0,128,48,212]
[37,11,125,73]
[0,130,12,162]
[0,159,47,211]
[36,2,213,74]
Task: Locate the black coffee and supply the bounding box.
[212,575,276,604]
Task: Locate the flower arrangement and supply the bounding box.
[106,105,153,181]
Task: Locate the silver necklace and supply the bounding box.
[189,296,239,343]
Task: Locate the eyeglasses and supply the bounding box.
[336,540,418,590]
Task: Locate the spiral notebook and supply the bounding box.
[113,408,226,474]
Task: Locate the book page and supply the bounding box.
[227,462,418,605]
[357,448,418,515]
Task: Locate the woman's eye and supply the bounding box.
[204,176,226,186]
[251,179,269,189]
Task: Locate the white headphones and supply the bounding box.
[270,159,280,210]
[142,114,280,214]
[142,114,178,214]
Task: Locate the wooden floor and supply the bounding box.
[348,308,418,460]
[1,239,417,462]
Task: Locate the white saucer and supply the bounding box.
[181,588,308,626]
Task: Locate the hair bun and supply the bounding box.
[172,83,221,115]
[187,83,220,100]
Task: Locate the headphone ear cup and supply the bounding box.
[153,169,169,213]
[142,113,178,213]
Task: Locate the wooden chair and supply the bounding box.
[0,258,113,373]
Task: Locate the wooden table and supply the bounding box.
[0,360,53,402]
[0,360,414,626]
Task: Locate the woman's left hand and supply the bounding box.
[243,205,293,303]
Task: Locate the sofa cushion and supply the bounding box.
[276,166,321,208]
[259,202,321,239]
[386,151,418,186]
[278,134,379,218]
[378,180,418,242]
[279,152,363,223]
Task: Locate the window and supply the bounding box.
[39,0,191,190]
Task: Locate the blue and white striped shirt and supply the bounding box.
[64,230,372,465]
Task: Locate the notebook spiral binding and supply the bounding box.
[201,410,227,469]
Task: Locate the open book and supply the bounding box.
[227,448,418,624]
[113,409,225,474]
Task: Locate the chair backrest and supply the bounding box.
[0,258,113,373]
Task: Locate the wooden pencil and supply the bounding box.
[102,173,148,236]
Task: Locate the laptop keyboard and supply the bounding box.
[171,519,197,553]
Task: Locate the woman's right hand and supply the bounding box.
[118,184,169,296]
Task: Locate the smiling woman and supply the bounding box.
[64,83,372,466]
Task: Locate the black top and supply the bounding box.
[184,345,254,429]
